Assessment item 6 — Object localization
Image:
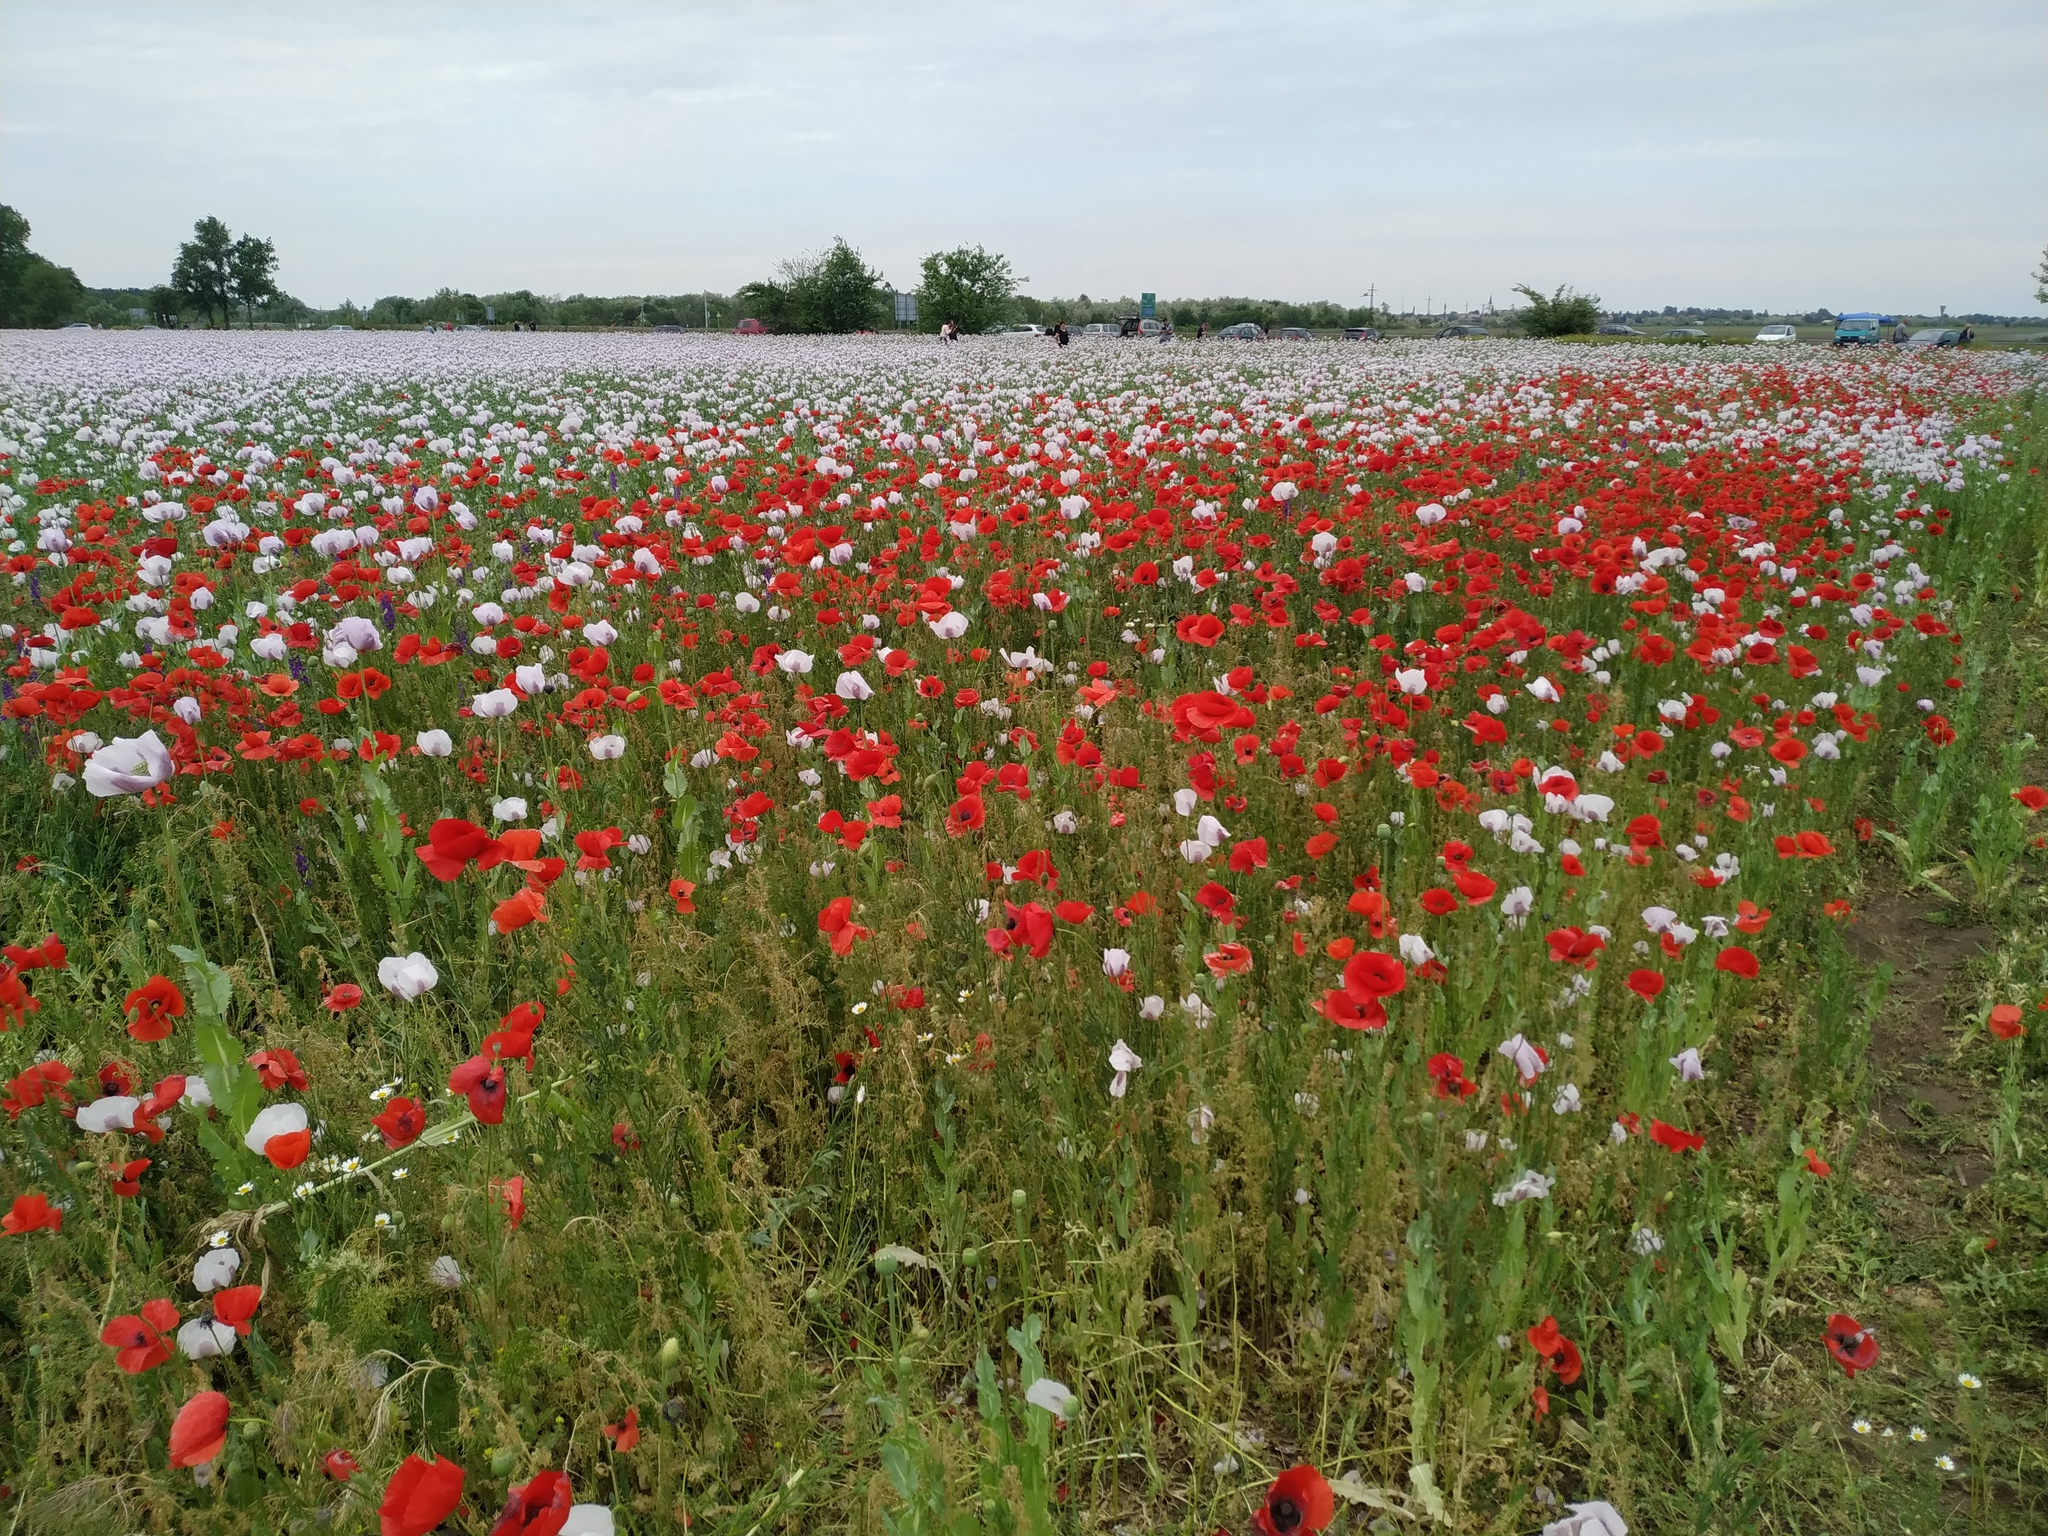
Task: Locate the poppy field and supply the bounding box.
[1,331,2044,1535]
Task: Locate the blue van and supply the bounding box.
[1832,313,1893,345]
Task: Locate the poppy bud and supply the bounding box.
[658,1337,682,1370]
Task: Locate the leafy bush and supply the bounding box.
[1513,283,1602,337]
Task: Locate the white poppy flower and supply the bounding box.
[178,1316,238,1360]
[76,1096,140,1133]
[1025,1377,1077,1418]
[193,1248,242,1291]
[1107,1039,1142,1099]
[83,731,173,797]
[378,952,439,1000]
[243,1102,308,1156]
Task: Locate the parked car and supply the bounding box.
[1435,324,1491,339]
[62,322,93,330]
[1906,328,1963,349]
[1661,327,1708,338]
[733,318,769,335]
[1754,324,1798,343]
[1276,326,1314,340]
[1596,323,1643,336]
[1216,322,1265,340]
[1831,313,1890,345]
[327,324,355,331]
[1081,322,1119,337]
[652,323,686,334]
[1344,327,1382,341]
[1004,323,1047,336]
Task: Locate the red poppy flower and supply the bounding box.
[324,1448,360,1481]
[1713,947,1759,979]
[945,794,986,837]
[1626,968,1665,1000]
[2014,785,2048,812]
[110,1156,151,1196]
[210,1284,263,1336]
[491,887,548,933]
[168,1389,231,1468]
[415,817,506,882]
[603,1406,640,1453]
[817,896,872,957]
[668,874,699,914]
[1824,1312,1879,1377]
[449,1056,509,1124]
[248,1048,309,1092]
[264,1128,312,1169]
[494,1174,526,1229]
[2,1061,72,1118]
[123,976,185,1041]
[490,1469,572,1536]
[2,1192,62,1235]
[1203,941,1253,976]
[1252,1463,1334,1535]
[1341,951,1407,1001]
[1053,900,1094,924]
[1314,989,1387,1030]
[1174,612,1225,647]
[380,1453,467,1536]
[101,1297,180,1373]
[373,1096,425,1149]
[1450,867,1497,904]
[1803,1147,1832,1177]
[1987,1003,2026,1040]
[1647,1118,1704,1153]
[2,933,65,970]
[324,983,364,1011]
[1419,887,1459,916]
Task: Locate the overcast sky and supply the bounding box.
[3,1,2043,313]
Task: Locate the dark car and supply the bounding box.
[652,323,685,334]
[1276,326,1315,341]
[1344,327,1382,341]
[1435,324,1491,339]
[1905,328,1963,349]
[1661,327,1708,338]
[1596,324,1644,336]
[1216,322,1265,340]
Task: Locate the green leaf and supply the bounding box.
[168,943,233,1019]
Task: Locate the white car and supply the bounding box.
[1754,324,1798,343]
[1004,323,1047,336]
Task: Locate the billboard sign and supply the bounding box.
[894,292,919,326]
[1140,292,1156,319]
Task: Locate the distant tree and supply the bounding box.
[0,204,88,328]
[172,217,236,327]
[917,245,1015,334]
[1513,283,1601,337]
[229,234,279,324]
[738,238,887,333]
[2035,245,2047,306]
[146,284,184,327]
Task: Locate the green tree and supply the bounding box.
[1513,283,1601,337]
[917,245,1015,334]
[229,234,279,324]
[0,204,87,328]
[2034,245,2047,306]
[737,238,887,333]
[172,216,236,327]
[146,284,185,327]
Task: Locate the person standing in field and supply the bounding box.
[1054,322,1069,347]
